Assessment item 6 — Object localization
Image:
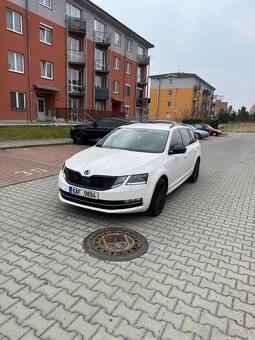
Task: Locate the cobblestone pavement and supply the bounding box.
[0,133,255,340]
[0,144,85,187]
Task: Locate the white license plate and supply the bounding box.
[69,186,99,199]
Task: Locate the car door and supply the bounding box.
[89,118,113,140]
[179,128,198,176]
[166,129,187,191]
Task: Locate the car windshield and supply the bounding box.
[96,128,169,153]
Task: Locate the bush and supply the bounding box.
[204,118,219,129]
[182,118,203,125]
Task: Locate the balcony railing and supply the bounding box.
[136,77,148,86]
[68,51,86,64]
[67,17,86,35]
[94,60,110,73]
[137,55,150,66]
[136,97,144,106]
[95,88,109,100]
[94,31,111,47]
[194,84,201,90]
[68,83,85,96]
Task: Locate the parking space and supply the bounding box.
[0,133,255,339]
[0,144,86,187]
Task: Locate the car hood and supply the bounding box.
[65,146,164,176]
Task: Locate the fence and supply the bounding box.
[55,108,126,123]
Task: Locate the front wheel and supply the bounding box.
[147,178,167,216]
[73,131,85,144]
[188,159,200,183]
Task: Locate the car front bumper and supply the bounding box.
[58,170,155,214]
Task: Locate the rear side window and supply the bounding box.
[188,129,197,143]
[170,129,183,148]
[179,128,192,146]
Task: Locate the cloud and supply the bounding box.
[233,13,255,44]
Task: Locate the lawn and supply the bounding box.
[0,125,71,141]
[221,122,255,132]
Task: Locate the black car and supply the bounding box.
[70,117,133,144]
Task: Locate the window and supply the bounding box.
[95,48,106,71]
[113,81,119,93]
[39,0,52,9]
[69,98,82,109]
[168,89,172,96]
[68,68,82,92]
[66,2,81,17]
[95,101,106,110]
[68,37,81,51]
[94,19,107,43]
[137,67,144,82]
[170,130,183,149]
[125,62,131,74]
[95,76,105,88]
[124,106,129,117]
[125,85,131,96]
[114,57,120,70]
[167,101,171,107]
[41,60,53,79]
[137,45,145,55]
[179,128,192,146]
[169,78,173,84]
[8,51,24,73]
[6,9,22,34]
[40,24,52,45]
[10,91,25,110]
[114,31,121,46]
[126,38,132,52]
[166,112,171,118]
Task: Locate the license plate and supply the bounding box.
[69,186,99,199]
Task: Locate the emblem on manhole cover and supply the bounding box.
[82,228,148,261]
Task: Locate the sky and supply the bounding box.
[91,0,255,111]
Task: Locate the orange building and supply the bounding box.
[149,73,216,121]
[0,0,154,122]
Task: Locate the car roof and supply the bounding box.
[119,122,191,131]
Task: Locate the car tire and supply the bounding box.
[147,178,167,216]
[212,132,217,136]
[197,133,201,139]
[73,131,85,144]
[188,158,200,183]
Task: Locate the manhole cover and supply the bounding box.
[82,227,148,261]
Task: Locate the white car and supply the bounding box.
[59,123,201,216]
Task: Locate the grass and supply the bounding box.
[220,122,255,132]
[0,125,71,141]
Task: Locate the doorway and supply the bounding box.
[37,96,46,121]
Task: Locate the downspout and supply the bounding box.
[26,0,32,122]
[156,78,161,120]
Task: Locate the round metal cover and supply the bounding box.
[82,227,148,261]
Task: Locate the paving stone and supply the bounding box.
[67,315,99,338]
[114,319,146,340]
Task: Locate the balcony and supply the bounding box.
[136,77,148,86]
[95,88,109,100]
[137,55,150,66]
[194,84,201,90]
[136,97,144,106]
[94,31,111,47]
[94,61,110,73]
[67,17,86,35]
[68,51,86,65]
[68,83,85,96]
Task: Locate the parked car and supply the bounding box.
[181,123,209,139]
[59,122,201,216]
[192,123,221,136]
[70,117,133,144]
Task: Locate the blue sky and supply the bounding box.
[91,0,255,111]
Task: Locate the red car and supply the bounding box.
[192,123,221,136]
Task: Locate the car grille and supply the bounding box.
[64,167,116,191]
[60,189,143,210]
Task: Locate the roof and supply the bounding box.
[150,72,216,90]
[83,0,154,48]
[121,122,188,131]
[34,84,60,92]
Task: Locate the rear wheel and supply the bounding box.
[73,131,85,144]
[212,132,217,136]
[147,178,167,216]
[197,133,201,139]
[188,159,200,183]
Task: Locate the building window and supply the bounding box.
[124,106,129,117]
[114,31,121,46]
[167,101,172,107]
[137,45,145,55]
[113,81,119,94]
[125,84,131,96]
[95,101,106,110]
[125,62,131,74]
[166,112,171,118]
[114,57,120,70]
[39,0,52,9]
[69,98,82,109]
[6,9,22,34]
[10,91,25,110]
[94,19,107,43]
[68,37,81,51]
[168,89,172,96]
[95,48,106,71]
[68,68,82,92]
[40,24,52,45]
[66,2,81,17]
[95,76,105,88]
[8,51,24,73]
[126,38,132,52]
[169,78,173,84]
[41,60,53,79]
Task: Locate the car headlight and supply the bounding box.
[111,176,127,188]
[62,163,66,179]
[127,173,148,185]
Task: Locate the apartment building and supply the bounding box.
[213,95,228,115]
[0,0,154,122]
[149,73,216,121]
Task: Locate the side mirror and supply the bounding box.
[169,144,187,154]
